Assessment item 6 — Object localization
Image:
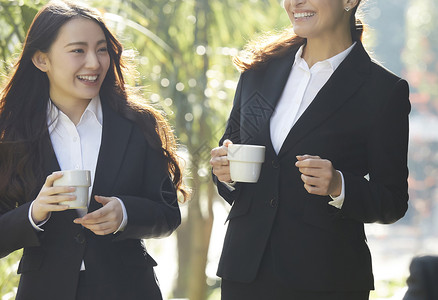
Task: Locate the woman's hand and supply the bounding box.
[210,139,233,183]
[73,196,123,235]
[295,155,342,197]
[31,172,76,223]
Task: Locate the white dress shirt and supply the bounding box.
[270,43,356,208]
[48,96,103,215]
[28,96,128,269]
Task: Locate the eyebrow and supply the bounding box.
[64,39,107,48]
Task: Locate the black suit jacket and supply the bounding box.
[403,256,438,300]
[215,42,410,291]
[0,100,180,300]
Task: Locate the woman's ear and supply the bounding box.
[346,0,360,9]
[32,51,49,72]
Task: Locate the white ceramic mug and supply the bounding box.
[53,170,91,209]
[227,144,266,183]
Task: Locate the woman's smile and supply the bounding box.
[293,11,316,21]
[77,74,100,85]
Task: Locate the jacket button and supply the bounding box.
[269,198,277,207]
[272,160,280,168]
[74,233,85,244]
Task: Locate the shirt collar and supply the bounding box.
[47,96,103,134]
[85,95,103,125]
[294,42,357,72]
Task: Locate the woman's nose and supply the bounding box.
[85,52,100,69]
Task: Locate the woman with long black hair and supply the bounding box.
[0,1,187,299]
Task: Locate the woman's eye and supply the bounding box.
[98,47,108,53]
[72,49,84,53]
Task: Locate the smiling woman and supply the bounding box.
[31,18,111,125]
[0,1,187,300]
[211,0,410,299]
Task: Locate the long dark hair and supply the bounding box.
[234,0,365,72]
[0,0,188,212]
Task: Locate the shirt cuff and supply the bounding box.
[328,170,345,209]
[222,181,236,192]
[28,201,50,231]
[113,197,128,234]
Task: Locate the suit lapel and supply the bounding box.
[42,133,61,175]
[88,100,133,212]
[242,49,297,146]
[278,42,371,158]
[259,51,297,114]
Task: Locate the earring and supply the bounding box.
[345,7,350,11]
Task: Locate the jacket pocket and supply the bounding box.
[302,205,366,244]
[119,241,157,268]
[17,250,45,274]
[121,251,157,269]
[226,185,254,221]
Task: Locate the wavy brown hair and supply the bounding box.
[0,0,188,213]
[234,0,365,72]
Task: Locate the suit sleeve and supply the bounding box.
[341,79,410,224]
[114,145,181,241]
[212,72,245,206]
[0,202,41,258]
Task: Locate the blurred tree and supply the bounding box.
[402,0,438,116]
[401,0,438,235]
[89,0,289,299]
[0,0,40,75]
[362,0,408,76]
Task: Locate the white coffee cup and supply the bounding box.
[53,170,91,209]
[227,144,266,183]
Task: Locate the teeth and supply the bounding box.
[294,12,315,18]
[77,75,98,81]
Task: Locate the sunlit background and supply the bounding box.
[1,0,438,299]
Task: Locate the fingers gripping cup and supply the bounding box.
[227,144,266,183]
[53,170,91,209]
